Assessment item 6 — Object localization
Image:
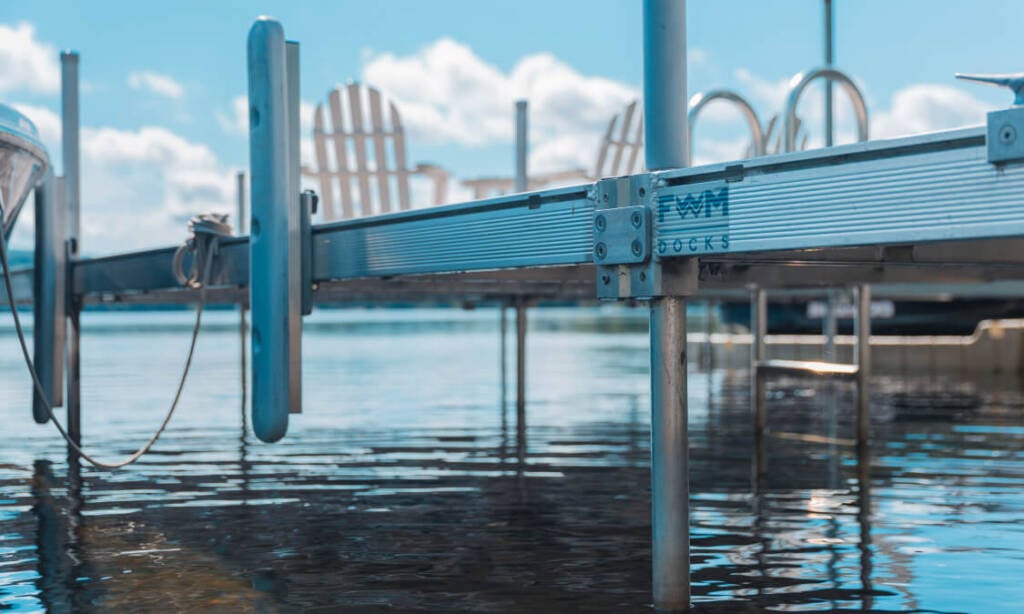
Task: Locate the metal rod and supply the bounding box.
[650,296,690,609]
[644,2,690,607]
[855,284,871,447]
[643,0,688,171]
[752,288,767,480]
[61,51,81,453]
[60,52,80,252]
[783,67,868,152]
[824,0,834,147]
[688,90,766,159]
[515,300,527,428]
[237,171,247,428]
[823,288,838,362]
[66,307,81,449]
[514,100,528,192]
[500,303,508,408]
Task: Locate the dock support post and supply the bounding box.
[751,288,767,480]
[515,299,527,437]
[823,288,838,363]
[514,100,528,193]
[237,171,247,420]
[855,284,871,447]
[650,296,690,610]
[500,303,508,409]
[643,0,689,608]
[824,288,840,487]
[61,50,81,452]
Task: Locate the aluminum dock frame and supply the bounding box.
[12,0,1024,610]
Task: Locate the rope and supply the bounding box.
[0,213,231,469]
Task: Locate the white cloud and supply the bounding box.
[0,22,59,94]
[872,84,991,139]
[127,70,185,99]
[10,104,237,254]
[10,103,61,148]
[362,38,637,173]
[217,95,249,136]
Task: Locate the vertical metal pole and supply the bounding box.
[514,299,527,465]
[237,171,248,426]
[61,51,81,451]
[514,100,528,193]
[824,0,834,147]
[823,288,838,362]
[854,284,871,447]
[515,299,527,428]
[33,169,65,422]
[752,288,767,478]
[247,19,301,442]
[703,300,715,372]
[500,303,508,408]
[643,0,688,171]
[824,288,839,488]
[61,52,80,253]
[650,297,689,610]
[644,2,689,608]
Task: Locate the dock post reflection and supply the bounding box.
[515,298,528,462]
[855,285,871,449]
[31,459,89,611]
[857,434,874,610]
[751,288,768,486]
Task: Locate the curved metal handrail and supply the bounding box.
[783,67,869,152]
[688,89,766,162]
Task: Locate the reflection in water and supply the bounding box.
[0,308,1022,611]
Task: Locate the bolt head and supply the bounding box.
[631,239,643,256]
[594,214,607,232]
[631,211,643,228]
[594,242,607,260]
[1001,124,1017,144]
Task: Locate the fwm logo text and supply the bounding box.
[656,186,730,255]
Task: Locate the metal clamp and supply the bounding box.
[593,174,697,300]
[957,73,1024,164]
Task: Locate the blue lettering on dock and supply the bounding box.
[656,184,731,255]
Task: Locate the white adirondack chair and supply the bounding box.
[302,83,449,221]
[461,100,645,199]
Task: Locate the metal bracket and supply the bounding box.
[985,106,1024,164]
[593,205,650,265]
[300,190,316,316]
[594,174,697,300]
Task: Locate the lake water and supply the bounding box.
[0,307,1022,612]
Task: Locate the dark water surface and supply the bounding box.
[0,307,1022,612]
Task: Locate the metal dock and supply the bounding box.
[6,0,1024,610]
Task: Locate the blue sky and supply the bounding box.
[2,1,1022,252]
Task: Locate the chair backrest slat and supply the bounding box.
[310,83,425,218]
[625,113,644,175]
[326,89,355,219]
[608,101,636,176]
[367,87,393,213]
[594,112,617,178]
[346,83,374,216]
[312,106,337,220]
[389,102,412,210]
